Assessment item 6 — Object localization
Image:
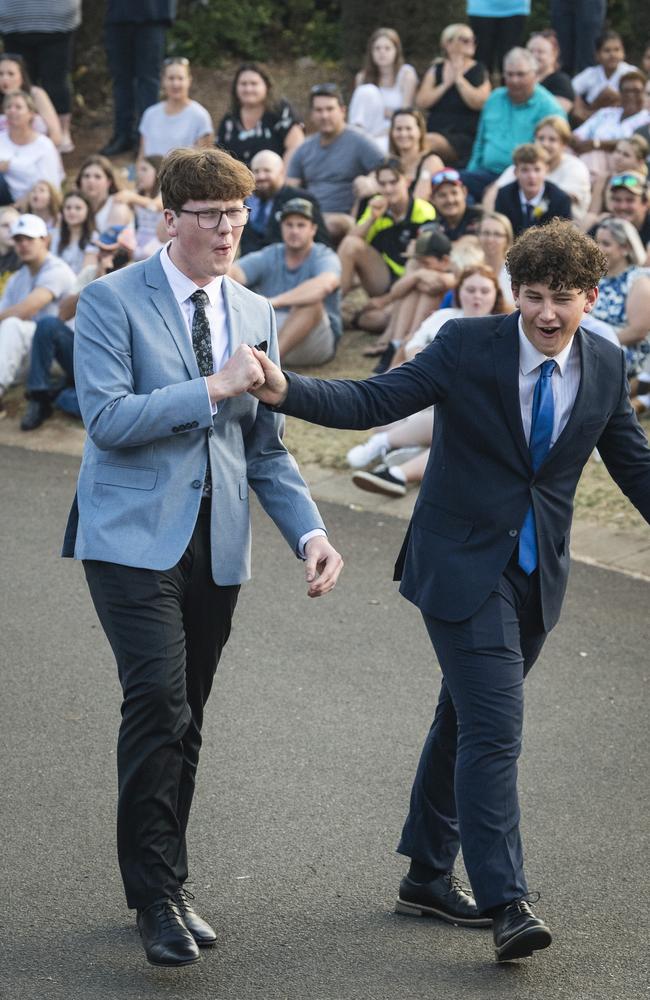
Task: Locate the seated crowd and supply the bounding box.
[1,17,650,501]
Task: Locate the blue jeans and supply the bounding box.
[27,316,80,418]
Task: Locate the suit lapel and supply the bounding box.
[492,312,531,468]
[145,252,199,379]
[222,277,242,357]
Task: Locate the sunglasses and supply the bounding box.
[431,169,462,186]
[310,83,340,95]
[610,174,645,191]
[163,56,190,66]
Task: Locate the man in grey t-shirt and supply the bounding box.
[0,214,76,414]
[231,197,341,366]
[287,84,383,243]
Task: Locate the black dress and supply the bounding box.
[216,99,303,166]
[425,61,487,167]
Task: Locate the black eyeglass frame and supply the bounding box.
[176,206,250,230]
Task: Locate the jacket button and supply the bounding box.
[191,479,202,489]
[172,426,179,433]
[509,529,518,537]
[208,428,213,437]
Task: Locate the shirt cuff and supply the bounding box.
[297,528,327,559]
[204,376,218,416]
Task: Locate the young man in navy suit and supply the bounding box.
[251,220,650,962]
[495,143,573,236]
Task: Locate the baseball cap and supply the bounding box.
[11,213,48,239]
[414,225,452,258]
[431,168,464,193]
[92,225,136,252]
[280,198,315,221]
[608,171,647,196]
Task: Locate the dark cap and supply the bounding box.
[280,197,315,221]
[414,224,452,258]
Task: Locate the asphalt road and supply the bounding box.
[1,444,648,1000]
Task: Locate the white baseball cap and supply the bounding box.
[11,213,48,239]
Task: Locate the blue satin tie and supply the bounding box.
[518,359,556,574]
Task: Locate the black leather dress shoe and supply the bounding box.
[99,133,135,156]
[492,899,552,961]
[20,398,52,431]
[174,887,217,947]
[396,873,492,927]
[136,897,200,966]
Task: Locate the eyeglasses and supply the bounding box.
[177,206,250,229]
[163,56,190,66]
[453,35,475,44]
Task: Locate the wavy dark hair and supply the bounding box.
[138,154,163,197]
[76,155,122,195]
[507,219,607,291]
[57,190,95,254]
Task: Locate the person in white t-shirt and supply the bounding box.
[572,31,638,123]
[0,90,63,204]
[348,28,418,153]
[138,57,213,158]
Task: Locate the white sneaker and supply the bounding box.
[346,437,387,468]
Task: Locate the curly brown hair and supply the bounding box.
[160,147,254,213]
[506,219,607,291]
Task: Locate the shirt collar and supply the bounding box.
[160,243,224,307]
[518,315,575,376]
[519,187,545,208]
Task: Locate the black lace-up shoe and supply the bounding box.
[492,898,552,961]
[173,887,217,947]
[396,873,492,927]
[136,897,200,966]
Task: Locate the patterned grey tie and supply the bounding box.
[190,289,213,377]
[190,289,213,495]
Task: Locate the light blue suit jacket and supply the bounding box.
[62,250,324,584]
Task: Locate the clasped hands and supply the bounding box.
[205,345,343,597]
[206,343,288,407]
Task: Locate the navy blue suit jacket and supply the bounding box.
[278,313,650,630]
[494,180,573,236]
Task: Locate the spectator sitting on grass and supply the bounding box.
[286,84,384,243]
[338,158,436,315]
[359,225,455,368]
[230,197,341,366]
[461,48,565,202]
[0,213,75,417]
[240,149,330,256]
[429,167,483,242]
[20,225,136,431]
[494,142,572,236]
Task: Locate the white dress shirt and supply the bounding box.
[518,318,580,448]
[160,244,325,557]
[160,243,228,413]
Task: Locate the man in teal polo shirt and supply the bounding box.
[462,48,566,201]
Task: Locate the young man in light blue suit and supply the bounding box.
[63,147,343,967]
